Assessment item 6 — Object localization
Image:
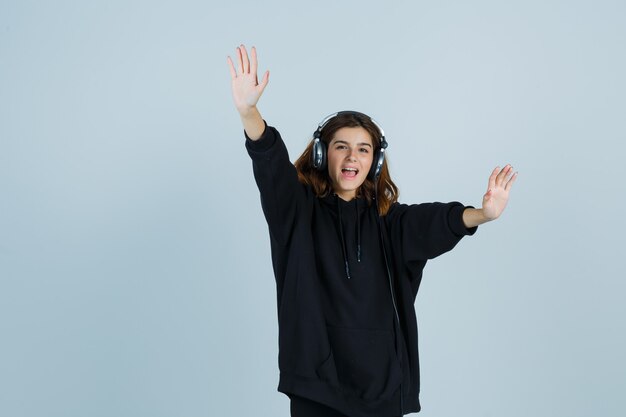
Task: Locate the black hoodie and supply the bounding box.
[245,122,477,417]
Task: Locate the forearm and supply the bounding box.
[240,106,265,140]
[462,207,491,228]
[246,124,301,245]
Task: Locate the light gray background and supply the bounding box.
[1,1,625,416]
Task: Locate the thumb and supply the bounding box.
[258,70,270,92]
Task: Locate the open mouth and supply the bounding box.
[341,167,359,178]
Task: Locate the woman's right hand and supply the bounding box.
[227,44,270,117]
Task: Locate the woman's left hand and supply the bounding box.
[481,164,518,220]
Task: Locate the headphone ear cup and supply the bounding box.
[312,139,327,171]
[369,149,385,180]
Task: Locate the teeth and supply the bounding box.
[342,168,357,172]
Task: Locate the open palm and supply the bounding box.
[227,45,269,115]
[482,164,517,220]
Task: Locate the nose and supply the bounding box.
[346,148,357,161]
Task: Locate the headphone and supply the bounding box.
[311,111,388,181]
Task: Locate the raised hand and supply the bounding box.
[227,44,269,117]
[481,164,518,220]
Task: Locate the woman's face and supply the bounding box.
[327,126,374,201]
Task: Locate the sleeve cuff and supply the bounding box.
[448,204,478,237]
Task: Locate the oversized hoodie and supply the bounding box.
[245,121,477,417]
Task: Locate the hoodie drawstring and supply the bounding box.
[336,196,362,280]
[336,197,351,279]
[356,201,361,263]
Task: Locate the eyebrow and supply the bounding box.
[331,140,372,148]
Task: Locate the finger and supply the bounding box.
[496,164,512,186]
[488,166,499,190]
[227,56,237,79]
[504,165,515,185]
[250,46,258,76]
[240,44,250,74]
[236,46,244,75]
[258,70,270,92]
[504,171,518,191]
[504,167,515,182]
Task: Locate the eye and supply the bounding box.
[359,148,370,153]
[336,144,347,150]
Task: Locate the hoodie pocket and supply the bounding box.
[316,325,402,401]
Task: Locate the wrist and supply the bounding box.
[239,107,265,141]
[238,105,259,120]
[463,207,491,228]
[477,208,491,223]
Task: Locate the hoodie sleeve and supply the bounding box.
[385,201,477,264]
[245,121,303,246]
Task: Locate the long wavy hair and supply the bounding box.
[294,112,399,215]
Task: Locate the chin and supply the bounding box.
[332,175,368,198]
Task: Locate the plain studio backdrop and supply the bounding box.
[1,1,625,416]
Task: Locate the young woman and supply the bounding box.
[227,44,517,417]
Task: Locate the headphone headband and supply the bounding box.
[315,111,386,140]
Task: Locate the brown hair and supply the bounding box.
[294,112,399,215]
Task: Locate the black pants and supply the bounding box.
[289,395,350,417]
[289,395,403,417]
